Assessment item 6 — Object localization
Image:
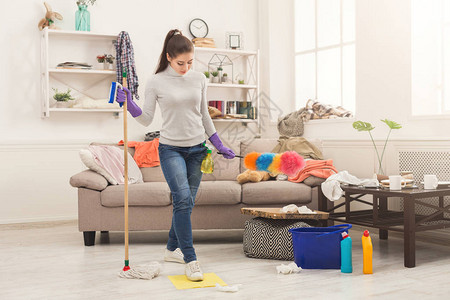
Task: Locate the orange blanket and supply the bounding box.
[288,159,337,183]
[118,138,160,168]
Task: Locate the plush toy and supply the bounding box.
[236,169,271,184]
[38,2,63,31]
[208,106,222,119]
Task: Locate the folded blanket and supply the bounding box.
[88,145,125,184]
[288,159,337,183]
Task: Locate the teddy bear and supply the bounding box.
[208,106,222,119]
[236,169,272,184]
[38,2,63,31]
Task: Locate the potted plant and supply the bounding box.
[96,54,105,69]
[222,73,228,83]
[53,88,75,108]
[105,54,115,70]
[352,119,402,179]
[211,71,219,83]
[204,71,210,82]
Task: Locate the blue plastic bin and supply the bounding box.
[288,224,352,269]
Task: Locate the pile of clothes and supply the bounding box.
[277,99,353,137]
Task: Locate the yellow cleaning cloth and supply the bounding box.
[168,273,227,290]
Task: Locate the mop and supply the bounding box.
[112,31,160,280]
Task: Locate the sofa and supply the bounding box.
[70,138,331,246]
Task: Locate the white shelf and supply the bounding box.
[194,47,257,56]
[47,29,117,39]
[41,27,119,118]
[212,119,257,123]
[49,108,122,113]
[207,83,257,89]
[194,47,260,132]
[49,68,116,75]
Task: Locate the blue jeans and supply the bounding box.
[158,141,207,263]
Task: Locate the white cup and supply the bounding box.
[389,175,406,190]
[424,174,438,189]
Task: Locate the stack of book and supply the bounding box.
[208,100,225,116]
[56,62,92,70]
[192,38,216,48]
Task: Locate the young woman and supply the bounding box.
[116,29,235,281]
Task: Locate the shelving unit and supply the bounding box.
[40,28,120,118]
[193,46,260,132]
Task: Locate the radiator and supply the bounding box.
[399,151,450,216]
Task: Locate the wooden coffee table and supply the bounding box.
[319,185,450,268]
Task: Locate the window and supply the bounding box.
[412,0,450,116]
[294,0,355,113]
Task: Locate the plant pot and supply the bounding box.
[212,77,219,83]
[55,101,71,108]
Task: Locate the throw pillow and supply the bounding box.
[80,149,118,185]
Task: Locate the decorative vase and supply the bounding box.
[75,4,90,31]
[103,61,109,70]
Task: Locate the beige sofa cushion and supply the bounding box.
[70,170,108,191]
[141,166,166,182]
[195,181,241,205]
[242,181,312,205]
[101,182,171,207]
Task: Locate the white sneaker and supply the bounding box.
[185,260,204,281]
[164,248,185,264]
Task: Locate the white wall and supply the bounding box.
[0,0,259,223]
[2,0,449,224]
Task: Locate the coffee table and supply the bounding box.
[319,185,450,268]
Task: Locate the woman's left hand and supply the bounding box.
[209,132,236,159]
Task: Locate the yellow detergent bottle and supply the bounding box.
[201,148,214,174]
[362,230,373,274]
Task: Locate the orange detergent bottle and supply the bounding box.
[362,230,373,274]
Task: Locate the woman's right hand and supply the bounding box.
[116,87,142,117]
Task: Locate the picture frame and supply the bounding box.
[225,31,243,50]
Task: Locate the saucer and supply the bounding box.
[420,181,450,186]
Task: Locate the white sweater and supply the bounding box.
[135,64,216,147]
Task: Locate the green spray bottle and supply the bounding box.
[201,143,214,174]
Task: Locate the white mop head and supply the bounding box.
[118,261,161,280]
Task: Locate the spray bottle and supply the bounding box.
[340,231,352,273]
[362,230,373,274]
[201,143,214,174]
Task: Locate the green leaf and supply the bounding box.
[381,119,402,130]
[352,121,375,132]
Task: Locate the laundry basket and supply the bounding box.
[289,224,352,269]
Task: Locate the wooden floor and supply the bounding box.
[1,221,450,300]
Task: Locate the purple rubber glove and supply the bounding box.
[116,87,142,118]
[209,132,235,159]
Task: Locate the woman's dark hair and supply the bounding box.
[155,29,194,74]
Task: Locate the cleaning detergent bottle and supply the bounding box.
[340,232,352,273]
[362,230,373,274]
[201,145,214,174]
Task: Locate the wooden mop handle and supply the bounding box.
[122,73,129,263]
